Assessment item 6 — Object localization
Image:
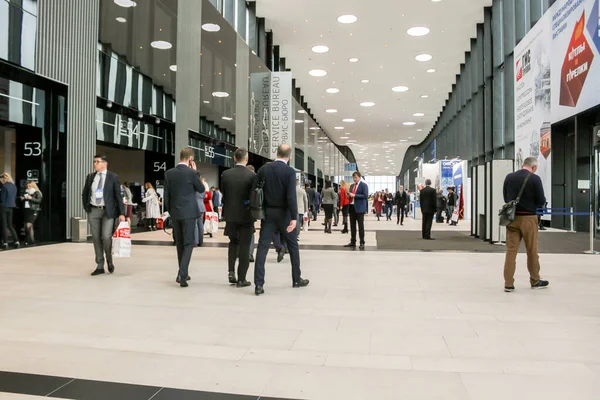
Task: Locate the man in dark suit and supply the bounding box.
[82,154,126,276]
[164,148,205,287]
[253,144,309,296]
[221,147,255,288]
[395,185,408,225]
[344,171,369,250]
[305,184,315,223]
[419,179,437,240]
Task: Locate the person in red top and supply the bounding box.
[374,192,384,221]
[201,176,214,237]
[339,179,350,234]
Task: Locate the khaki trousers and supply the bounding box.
[503,215,541,286]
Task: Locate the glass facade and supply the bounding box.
[0,0,37,71]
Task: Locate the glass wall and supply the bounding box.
[0,0,37,71]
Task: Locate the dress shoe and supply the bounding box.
[108,264,115,274]
[237,280,251,288]
[293,279,310,288]
[425,237,436,240]
[91,269,105,276]
[277,248,285,263]
[176,275,191,283]
[359,244,365,250]
[14,242,20,249]
[255,286,264,295]
[249,255,255,263]
[179,280,189,288]
[228,272,237,284]
[344,243,356,249]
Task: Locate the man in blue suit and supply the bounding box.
[344,171,369,250]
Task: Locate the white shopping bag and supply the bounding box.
[303,213,309,232]
[112,221,131,258]
[206,211,219,234]
[451,209,460,223]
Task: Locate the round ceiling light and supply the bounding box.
[295,119,304,123]
[392,86,409,92]
[312,45,329,54]
[415,54,433,62]
[360,102,375,107]
[427,68,436,73]
[222,116,233,121]
[334,126,344,130]
[212,91,229,98]
[309,69,328,77]
[413,112,425,117]
[342,118,356,122]
[417,129,423,132]
[298,110,306,114]
[114,0,136,7]
[337,15,358,24]
[116,17,127,23]
[326,88,340,94]
[202,23,221,32]
[407,27,430,37]
[340,136,349,139]
[169,65,177,72]
[403,121,416,126]
[349,57,359,63]
[150,41,172,50]
[421,94,429,98]
[361,80,370,84]
[326,109,338,113]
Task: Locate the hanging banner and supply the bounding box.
[269,72,293,159]
[250,72,271,158]
[440,160,460,194]
[452,162,465,220]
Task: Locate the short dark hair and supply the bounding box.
[180,147,194,161]
[277,144,292,159]
[94,154,107,162]
[352,171,361,178]
[234,147,248,162]
[425,179,432,186]
[325,180,332,189]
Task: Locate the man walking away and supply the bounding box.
[164,148,205,287]
[305,184,315,225]
[395,185,408,225]
[253,144,309,296]
[419,179,437,240]
[82,154,126,276]
[502,157,549,292]
[221,147,255,288]
[436,189,447,223]
[344,171,369,250]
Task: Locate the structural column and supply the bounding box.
[235,36,250,149]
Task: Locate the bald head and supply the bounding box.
[277,144,292,161]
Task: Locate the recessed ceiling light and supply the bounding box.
[309,69,327,77]
[417,129,423,132]
[334,126,344,130]
[212,91,229,97]
[222,117,233,121]
[203,100,210,104]
[421,94,429,98]
[415,54,433,62]
[169,65,177,72]
[408,136,414,138]
[407,27,430,36]
[392,86,409,92]
[400,139,408,142]
[326,109,337,113]
[116,17,127,23]
[295,119,304,123]
[114,0,136,7]
[413,112,425,117]
[202,23,221,32]
[431,0,442,2]
[349,57,359,63]
[298,110,306,114]
[403,122,416,126]
[326,88,340,94]
[312,45,329,54]
[360,102,375,107]
[310,127,320,130]
[340,136,349,139]
[337,15,358,24]
[427,68,436,73]
[151,41,172,50]
[342,118,356,123]
[361,80,370,84]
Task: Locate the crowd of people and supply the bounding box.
[0,173,43,250]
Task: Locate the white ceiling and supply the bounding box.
[256,0,491,176]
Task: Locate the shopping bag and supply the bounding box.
[206,211,219,234]
[451,210,460,223]
[112,221,131,258]
[303,214,309,232]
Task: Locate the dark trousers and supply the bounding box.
[272,231,287,251]
[349,205,365,245]
[1,207,19,244]
[88,207,114,268]
[436,208,444,222]
[172,218,196,280]
[385,204,393,220]
[422,212,434,239]
[255,208,301,287]
[397,205,406,224]
[226,222,253,282]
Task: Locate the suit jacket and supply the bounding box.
[164,164,205,220]
[419,186,438,214]
[221,165,256,224]
[254,160,298,220]
[305,187,316,207]
[395,190,408,207]
[349,181,369,214]
[82,171,126,219]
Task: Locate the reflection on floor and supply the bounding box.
[1,236,600,400]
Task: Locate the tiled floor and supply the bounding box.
[1,214,599,399]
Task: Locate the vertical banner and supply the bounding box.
[270,72,293,159]
[452,162,465,220]
[250,72,270,158]
[440,160,458,194]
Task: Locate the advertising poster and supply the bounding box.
[269,72,293,160]
[453,162,465,220]
[440,160,459,194]
[250,72,270,158]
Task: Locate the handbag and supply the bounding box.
[250,164,272,220]
[499,173,531,226]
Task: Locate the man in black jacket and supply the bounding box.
[253,144,309,295]
[395,185,408,225]
[419,179,437,240]
[221,147,255,287]
[502,157,549,292]
[164,148,205,287]
[436,190,447,223]
[82,154,126,276]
